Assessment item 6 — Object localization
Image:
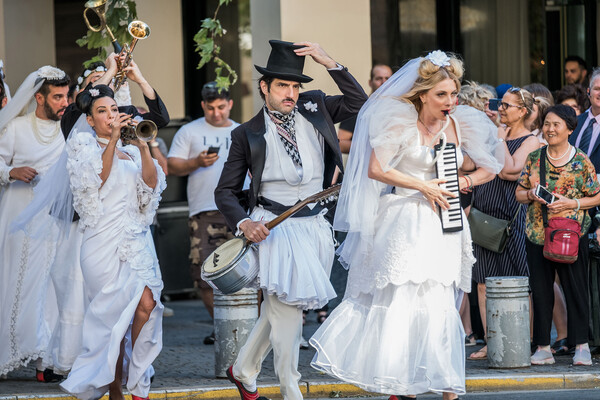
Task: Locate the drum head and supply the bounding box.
[203,237,247,275]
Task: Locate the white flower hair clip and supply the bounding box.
[89,88,100,97]
[77,76,84,85]
[37,65,66,81]
[426,50,451,68]
[304,101,318,113]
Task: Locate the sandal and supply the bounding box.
[467,346,487,360]
[465,333,476,347]
[551,338,573,356]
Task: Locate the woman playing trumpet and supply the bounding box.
[59,84,166,400]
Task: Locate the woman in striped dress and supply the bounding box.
[468,87,541,360]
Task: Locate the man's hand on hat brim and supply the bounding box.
[293,41,337,70]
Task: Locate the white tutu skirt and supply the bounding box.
[250,206,336,310]
[310,280,466,395]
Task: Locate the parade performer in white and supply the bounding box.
[310,52,504,400]
[214,40,367,400]
[0,66,69,380]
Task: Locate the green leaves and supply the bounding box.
[194,2,237,91]
[77,1,138,68]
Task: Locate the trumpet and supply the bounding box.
[113,20,151,92]
[120,119,158,143]
[83,0,122,53]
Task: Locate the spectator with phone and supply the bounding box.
[468,87,540,361]
[167,82,247,345]
[516,104,600,366]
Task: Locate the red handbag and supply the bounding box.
[542,217,581,263]
[540,147,581,264]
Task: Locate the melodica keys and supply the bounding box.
[433,142,463,232]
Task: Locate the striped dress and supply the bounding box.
[471,135,532,283]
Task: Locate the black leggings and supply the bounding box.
[526,236,589,346]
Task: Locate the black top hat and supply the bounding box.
[255,40,313,83]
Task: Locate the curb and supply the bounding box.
[2,374,600,400]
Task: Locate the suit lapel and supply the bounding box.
[297,97,338,156]
[570,111,588,146]
[245,111,267,202]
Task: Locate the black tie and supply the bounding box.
[579,118,596,154]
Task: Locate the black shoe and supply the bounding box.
[203,332,215,345]
[36,369,64,383]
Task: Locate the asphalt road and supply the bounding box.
[313,389,600,399]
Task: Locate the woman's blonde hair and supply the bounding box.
[458,81,494,112]
[400,53,464,113]
[506,87,534,120]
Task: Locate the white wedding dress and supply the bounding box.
[310,101,480,396]
[60,131,166,400]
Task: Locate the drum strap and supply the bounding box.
[257,196,325,217]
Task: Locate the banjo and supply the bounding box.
[201,184,341,294]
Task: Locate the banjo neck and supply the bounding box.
[264,184,341,231]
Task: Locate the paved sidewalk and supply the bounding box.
[1,299,600,399]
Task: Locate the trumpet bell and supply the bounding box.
[128,20,151,40]
[120,120,158,143]
[136,120,158,142]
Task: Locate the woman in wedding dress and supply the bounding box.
[58,85,166,400]
[310,52,504,400]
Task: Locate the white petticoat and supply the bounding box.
[310,194,473,396]
[250,206,336,310]
[310,281,465,395]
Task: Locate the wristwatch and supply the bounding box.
[149,141,159,148]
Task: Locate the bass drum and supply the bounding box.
[201,237,259,294]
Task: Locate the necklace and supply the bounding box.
[418,117,441,135]
[30,113,60,145]
[547,144,571,161]
[96,137,110,145]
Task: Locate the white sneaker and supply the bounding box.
[163,306,174,317]
[531,348,555,365]
[573,347,592,366]
[299,336,309,349]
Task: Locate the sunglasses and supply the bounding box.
[499,101,523,110]
[508,86,526,104]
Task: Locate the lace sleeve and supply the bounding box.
[136,158,166,226]
[123,144,166,227]
[66,131,104,229]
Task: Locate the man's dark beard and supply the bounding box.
[43,101,65,121]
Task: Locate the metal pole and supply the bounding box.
[485,276,531,368]
[213,288,258,377]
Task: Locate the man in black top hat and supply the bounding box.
[215,40,367,400]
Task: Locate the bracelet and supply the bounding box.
[465,174,474,190]
[575,198,581,213]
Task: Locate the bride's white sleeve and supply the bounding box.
[125,145,166,227]
[0,122,16,185]
[454,105,504,174]
[66,131,104,229]
[368,98,419,172]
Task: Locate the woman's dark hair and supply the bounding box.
[554,84,589,112]
[76,84,114,115]
[542,104,578,131]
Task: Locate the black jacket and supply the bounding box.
[214,67,367,231]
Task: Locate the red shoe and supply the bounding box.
[36,369,64,383]
[226,366,259,400]
[131,396,149,400]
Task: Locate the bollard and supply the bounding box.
[213,288,258,377]
[485,276,530,368]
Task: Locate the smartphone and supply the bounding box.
[488,98,501,111]
[207,146,220,155]
[535,185,555,204]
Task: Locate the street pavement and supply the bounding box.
[1,297,600,399]
[316,389,600,399]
